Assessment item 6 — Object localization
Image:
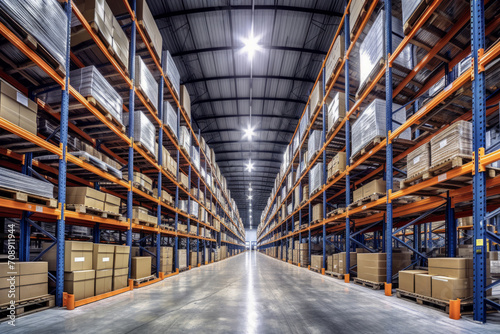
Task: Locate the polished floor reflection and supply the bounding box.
[3,251,500,333]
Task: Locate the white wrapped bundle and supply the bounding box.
[162,50,180,97]
[135,56,158,111]
[308,130,323,163]
[163,101,178,139]
[309,163,324,195]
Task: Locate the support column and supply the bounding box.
[344,4,351,279]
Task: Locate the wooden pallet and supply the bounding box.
[86,97,126,133]
[135,142,157,161]
[132,218,157,228]
[66,204,123,220]
[178,266,189,273]
[0,187,57,208]
[133,275,156,286]
[133,182,156,197]
[350,136,385,163]
[403,0,433,35]
[326,56,344,87]
[0,294,55,322]
[310,267,322,273]
[327,207,346,218]
[327,168,345,183]
[353,278,384,290]
[395,289,473,313]
[428,155,472,175]
[349,193,385,208]
[136,86,158,112]
[137,20,161,61]
[349,0,373,41]
[325,271,344,279]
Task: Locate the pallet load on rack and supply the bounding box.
[398,270,428,293]
[328,152,346,180]
[113,245,130,290]
[0,0,68,75]
[325,34,345,85]
[77,142,123,178]
[131,257,152,281]
[357,251,411,284]
[406,143,430,180]
[93,244,114,295]
[349,0,370,38]
[351,99,410,159]
[333,252,357,276]
[311,255,323,271]
[178,249,187,268]
[191,146,200,171]
[0,167,54,200]
[123,110,156,158]
[190,251,198,267]
[352,178,386,203]
[308,130,323,164]
[309,163,323,196]
[430,121,472,170]
[146,247,174,274]
[125,171,153,195]
[66,186,104,212]
[180,85,191,122]
[135,56,158,111]
[179,126,191,154]
[357,10,413,97]
[0,79,38,134]
[132,206,157,226]
[0,262,49,304]
[327,92,346,134]
[163,101,178,139]
[162,50,180,98]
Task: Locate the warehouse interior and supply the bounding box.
[0,0,500,332]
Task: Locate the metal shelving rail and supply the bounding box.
[257,0,500,323]
[0,0,245,308]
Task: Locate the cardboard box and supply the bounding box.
[114,245,130,269]
[178,249,187,268]
[312,203,323,221]
[353,187,363,202]
[42,241,93,271]
[0,79,38,135]
[362,178,386,198]
[357,253,386,283]
[338,252,357,275]
[407,143,430,177]
[64,270,95,301]
[190,252,198,267]
[180,85,191,121]
[431,276,472,300]
[0,263,18,304]
[333,253,339,273]
[66,187,105,210]
[131,257,151,279]
[113,268,129,290]
[95,269,113,295]
[415,273,434,296]
[328,152,346,179]
[398,270,428,293]
[104,193,121,214]
[311,255,323,269]
[20,283,48,301]
[428,258,472,278]
[93,244,115,270]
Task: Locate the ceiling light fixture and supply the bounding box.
[245,159,254,173]
[248,195,253,200]
[241,33,262,60]
[243,123,256,141]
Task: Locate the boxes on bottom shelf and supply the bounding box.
[93,244,115,270]
[64,270,95,301]
[357,252,411,283]
[131,257,152,279]
[0,262,48,304]
[178,249,187,268]
[95,269,113,295]
[114,245,130,269]
[113,268,129,290]
[41,240,93,272]
[431,276,473,300]
[414,273,434,297]
[66,187,105,211]
[0,79,38,135]
[311,255,323,270]
[398,270,428,293]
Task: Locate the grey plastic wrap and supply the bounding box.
[162,50,180,97]
[190,146,200,170]
[70,151,107,172]
[293,134,300,154]
[179,200,188,213]
[0,0,67,69]
[430,120,472,167]
[180,126,191,152]
[486,124,500,168]
[351,99,410,156]
[429,76,446,97]
[328,92,346,133]
[308,130,323,163]
[0,167,54,198]
[163,101,178,138]
[135,56,158,111]
[458,54,472,77]
[309,163,323,195]
[299,114,308,141]
[401,0,423,29]
[70,66,123,124]
[123,111,156,156]
[296,161,304,183]
[190,201,199,218]
[359,10,412,90]
[406,143,430,177]
[39,119,80,150]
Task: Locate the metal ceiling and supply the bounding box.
[150,0,343,229]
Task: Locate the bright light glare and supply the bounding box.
[243,124,256,141]
[248,195,253,200]
[245,159,254,173]
[249,209,252,212]
[241,33,262,60]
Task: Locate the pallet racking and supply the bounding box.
[257,0,500,322]
[0,0,245,308]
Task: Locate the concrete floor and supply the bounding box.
[3,251,500,333]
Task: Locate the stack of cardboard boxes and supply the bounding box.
[353,178,386,202]
[132,206,157,226]
[113,245,130,290]
[357,251,411,283]
[0,80,38,135]
[93,244,114,295]
[178,249,187,268]
[328,252,357,275]
[130,257,151,280]
[327,152,346,180]
[0,262,49,304]
[311,255,323,270]
[66,187,120,215]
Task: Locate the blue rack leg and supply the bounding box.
[344,4,351,276]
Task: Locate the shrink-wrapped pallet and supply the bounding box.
[325,35,345,82]
[162,50,180,97]
[429,76,446,97]
[458,55,472,77]
[406,143,430,177]
[310,84,323,118]
[0,167,54,198]
[486,125,500,168]
[401,0,428,34]
[163,101,178,139]
[180,85,191,122]
[190,146,200,170]
[358,10,413,94]
[123,111,156,157]
[327,92,346,133]
[135,56,158,111]
[180,126,191,153]
[351,99,410,157]
[299,113,308,141]
[309,163,324,195]
[0,0,68,70]
[293,134,300,154]
[430,121,472,168]
[349,0,369,37]
[190,201,199,218]
[308,130,323,163]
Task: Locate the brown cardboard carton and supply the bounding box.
[407,143,430,177]
[111,14,129,71]
[93,244,115,270]
[95,269,113,295]
[328,152,346,178]
[178,249,187,268]
[190,252,198,267]
[66,187,105,210]
[18,261,47,275]
[0,263,18,303]
[131,257,151,279]
[0,80,38,135]
[333,253,339,273]
[311,255,323,269]
[180,85,191,121]
[431,276,472,300]
[104,193,121,214]
[357,253,386,282]
[312,203,323,221]
[64,270,96,301]
[19,283,48,301]
[415,273,434,297]
[398,270,428,293]
[113,268,129,290]
[428,258,473,278]
[353,187,363,202]
[114,245,130,269]
[73,0,113,47]
[42,241,93,271]
[18,262,48,300]
[362,178,386,198]
[338,252,357,275]
[327,255,334,272]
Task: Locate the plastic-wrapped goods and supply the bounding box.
[325,35,345,82]
[310,84,323,118]
[180,85,191,122]
[135,0,162,59]
[0,0,68,70]
[180,126,191,153]
[178,200,188,213]
[308,130,323,163]
[0,167,54,198]
[351,99,411,157]
[123,111,156,156]
[429,76,446,97]
[402,0,427,34]
[328,92,346,133]
[309,163,324,196]
[163,50,180,98]
[190,146,200,170]
[293,134,300,154]
[283,146,290,168]
[299,112,308,141]
[135,56,158,111]
[358,10,413,93]
[349,0,369,36]
[430,121,472,168]
[296,161,304,183]
[486,125,500,168]
[458,54,472,77]
[406,143,430,177]
[163,101,178,139]
[190,201,199,218]
[73,0,113,46]
[111,15,129,71]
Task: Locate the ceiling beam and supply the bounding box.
[192,96,306,106]
[172,45,327,58]
[154,5,343,20]
[216,158,282,164]
[207,140,289,146]
[201,128,294,135]
[195,114,300,122]
[214,149,283,155]
[183,75,314,85]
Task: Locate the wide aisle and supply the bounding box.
[3,252,499,334]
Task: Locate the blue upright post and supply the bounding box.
[384,0,394,289]
[322,69,327,272]
[308,201,312,266]
[187,163,191,267]
[445,193,456,257]
[344,3,351,278]
[55,0,72,307]
[156,52,164,278]
[197,130,201,265]
[471,0,486,323]
[174,107,180,271]
[19,153,33,262]
[126,0,137,278]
